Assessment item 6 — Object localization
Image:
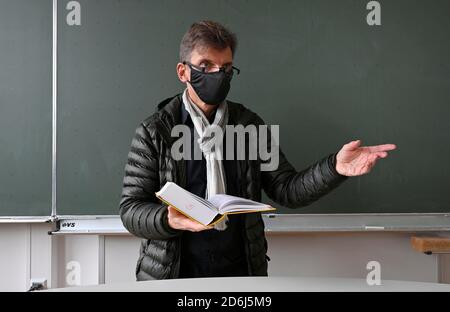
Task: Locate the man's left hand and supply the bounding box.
[335,140,397,177]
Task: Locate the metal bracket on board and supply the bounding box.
[262,213,450,232]
[49,216,128,235]
[0,217,53,224]
[46,213,450,235]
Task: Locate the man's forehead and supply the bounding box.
[190,46,233,64]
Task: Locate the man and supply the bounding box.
[119,20,396,280]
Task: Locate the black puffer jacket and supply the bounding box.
[119,94,348,280]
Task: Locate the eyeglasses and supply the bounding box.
[183,61,240,76]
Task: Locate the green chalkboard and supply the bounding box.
[0,0,52,216]
[55,0,449,215]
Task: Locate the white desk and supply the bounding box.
[47,276,450,292]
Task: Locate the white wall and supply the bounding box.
[0,223,449,291]
[267,232,439,282]
[0,224,29,292]
[104,236,141,284]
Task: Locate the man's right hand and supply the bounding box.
[167,206,213,232]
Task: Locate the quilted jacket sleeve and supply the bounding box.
[256,115,349,208]
[119,123,182,240]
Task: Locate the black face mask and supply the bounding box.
[184,62,234,105]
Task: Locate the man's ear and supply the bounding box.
[176,63,188,83]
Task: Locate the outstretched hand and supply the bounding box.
[167,206,213,232]
[335,140,397,177]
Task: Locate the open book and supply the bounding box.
[155,182,276,226]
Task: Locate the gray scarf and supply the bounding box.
[182,89,229,231]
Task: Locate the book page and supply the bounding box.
[208,194,274,214]
[156,182,218,226]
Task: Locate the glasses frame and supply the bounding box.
[183,61,240,76]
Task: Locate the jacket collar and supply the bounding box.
[157,93,183,125]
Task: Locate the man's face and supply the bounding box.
[177,46,233,105]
